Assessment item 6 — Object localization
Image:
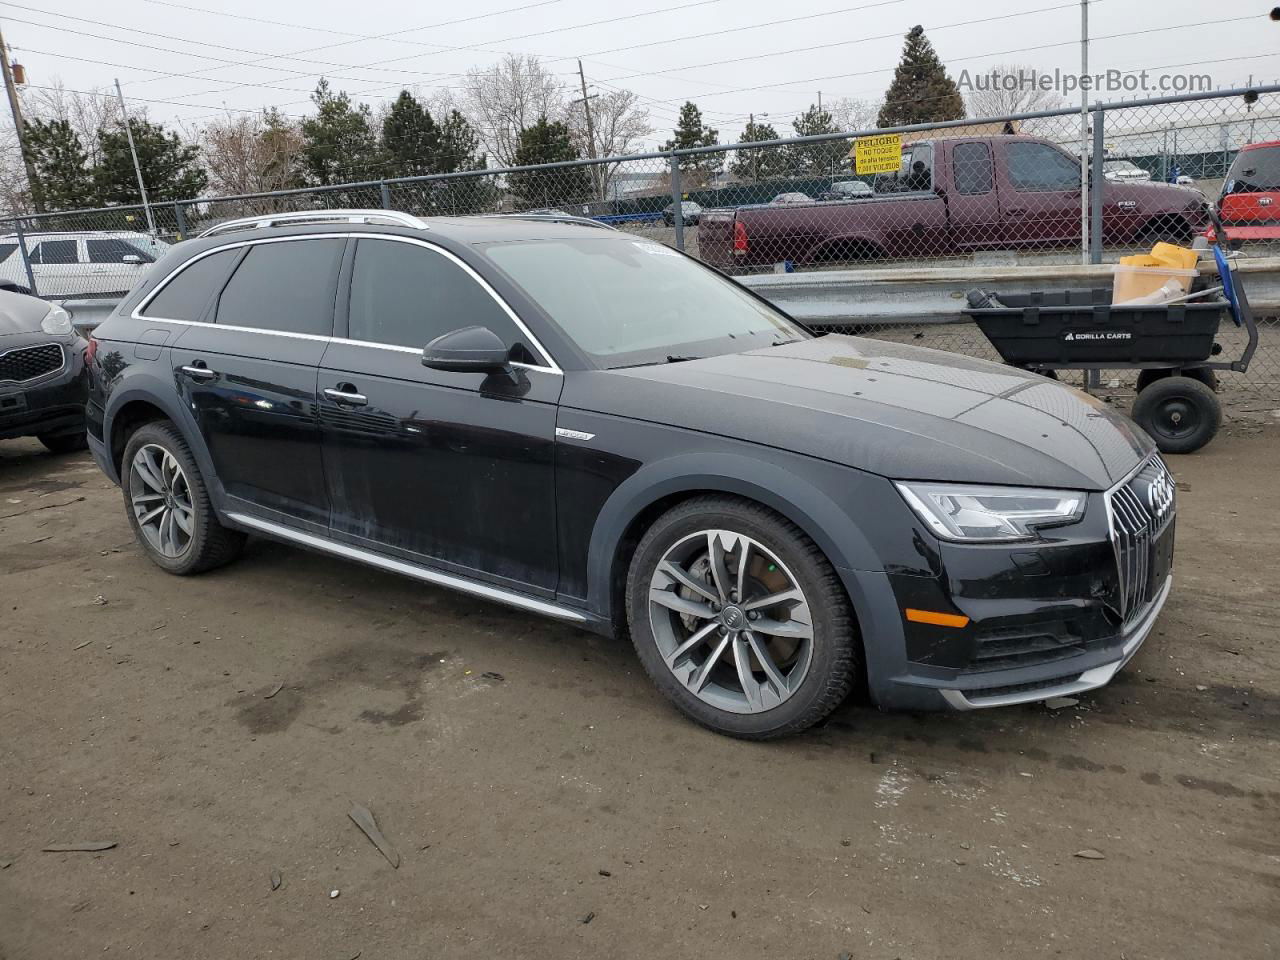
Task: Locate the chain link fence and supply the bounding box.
[2,85,1277,404]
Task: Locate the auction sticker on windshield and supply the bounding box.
[854,134,903,174]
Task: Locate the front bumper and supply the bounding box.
[839,456,1175,712]
[0,339,88,441]
[938,575,1169,709]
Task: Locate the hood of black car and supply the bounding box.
[0,290,52,337]
[583,336,1152,490]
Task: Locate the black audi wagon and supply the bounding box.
[85,210,1175,738]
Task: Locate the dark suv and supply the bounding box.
[86,210,1175,739]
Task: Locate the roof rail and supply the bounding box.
[485,213,618,232]
[197,209,428,239]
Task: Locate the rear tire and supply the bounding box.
[625,495,858,739]
[1131,375,1221,454]
[121,421,245,575]
[38,431,88,454]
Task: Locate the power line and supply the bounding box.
[622,13,1259,105]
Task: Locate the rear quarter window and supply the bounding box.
[140,249,240,322]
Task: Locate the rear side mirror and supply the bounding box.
[422,325,511,373]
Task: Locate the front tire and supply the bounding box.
[121,421,244,575]
[1131,375,1221,454]
[626,496,858,739]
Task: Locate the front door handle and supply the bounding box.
[324,387,368,407]
[180,364,216,381]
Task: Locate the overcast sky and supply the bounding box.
[3,0,1277,149]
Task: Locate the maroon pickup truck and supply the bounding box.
[699,135,1209,271]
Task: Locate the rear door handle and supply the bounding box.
[180,364,216,381]
[324,387,367,407]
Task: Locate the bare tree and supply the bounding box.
[566,88,651,199]
[826,97,883,133]
[200,109,305,200]
[21,79,120,169]
[462,54,565,167]
[963,63,1063,119]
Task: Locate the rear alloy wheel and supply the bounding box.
[122,421,244,574]
[627,496,858,739]
[1131,375,1221,454]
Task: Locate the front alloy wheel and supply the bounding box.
[627,496,858,739]
[648,530,813,714]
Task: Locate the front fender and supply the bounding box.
[583,451,887,622]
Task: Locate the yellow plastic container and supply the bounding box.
[1149,242,1200,271]
[1112,264,1198,304]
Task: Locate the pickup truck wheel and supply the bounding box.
[122,421,245,575]
[1131,375,1220,454]
[626,496,858,739]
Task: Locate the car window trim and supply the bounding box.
[133,232,561,375]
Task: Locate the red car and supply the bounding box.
[1208,140,1280,244]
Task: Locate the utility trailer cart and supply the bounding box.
[963,218,1257,454]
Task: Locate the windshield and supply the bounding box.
[482,237,807,369]
[124,235,172,257]
[1223,146,1280,194]
[1105,161,1142,174]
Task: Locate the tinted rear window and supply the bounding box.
[142,249,240,322]
[34,239,77,264]
[216,240,344,336]
[1224,147,1280,193]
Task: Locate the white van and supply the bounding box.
[0,231,172,298]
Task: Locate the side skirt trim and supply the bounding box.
[224,511,587,623]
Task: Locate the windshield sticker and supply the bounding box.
[633,242,681,257]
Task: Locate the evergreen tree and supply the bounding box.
[877,26,965,127]
[787,104,849,176]
[660,102,722,185]
[729,117,785,181]
[300,79,379,186]
[23,118,95,210]
[94,118,207,204]
[436,110,487,173]
[380,90,440,179]
[507,116,590,209]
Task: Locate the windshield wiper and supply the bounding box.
[665,354,701,363]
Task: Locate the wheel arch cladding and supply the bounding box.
[106,386,215,490]
[586,452,883,625]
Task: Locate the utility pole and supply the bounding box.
[1079,0,1089,265]
[114,78,155,235]
[573,60,601,201]
[0,23,43,213]
[817,90,822,111]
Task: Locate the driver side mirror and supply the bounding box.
[121,254,144,264]
[422,325,512,374]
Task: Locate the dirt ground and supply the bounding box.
[2,423,1278,960]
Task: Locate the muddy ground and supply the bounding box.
[1,424,1278,960]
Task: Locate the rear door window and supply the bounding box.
[141,249,240,322]
[953,142,994,195]
[215,239,344,336]
[33,239,78,265]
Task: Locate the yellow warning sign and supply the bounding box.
[853,134,902,175]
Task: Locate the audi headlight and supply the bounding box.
[40,304,73,336]
[896,482,1086,542]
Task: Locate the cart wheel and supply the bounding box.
[1131,376,1221,454]
[1136,368,1217,393]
